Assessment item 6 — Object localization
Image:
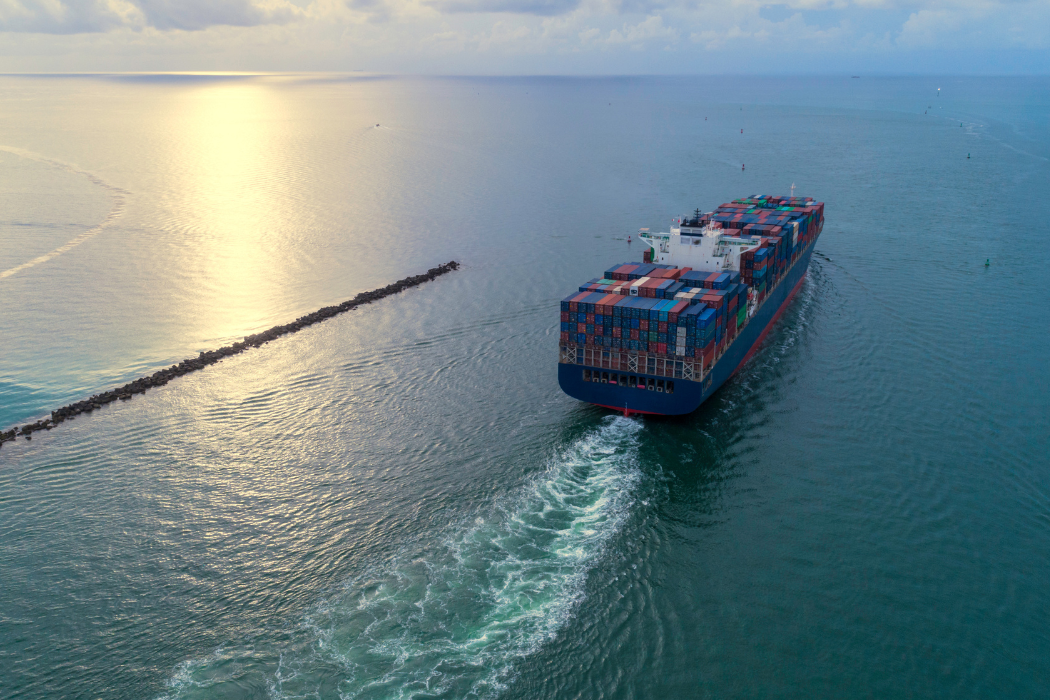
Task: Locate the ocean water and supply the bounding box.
[1,74,1049,699]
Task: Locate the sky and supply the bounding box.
[0,0,1047,73]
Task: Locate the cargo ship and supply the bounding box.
[558,195,824,416]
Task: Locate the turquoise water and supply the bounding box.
[1,75,1048,699]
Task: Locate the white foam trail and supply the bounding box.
[0,145,128,280]
[161,416,643,700]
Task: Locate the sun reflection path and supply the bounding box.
[162,81,301,344]
[0,262,459,447]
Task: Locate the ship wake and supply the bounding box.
[0,145,128,281]
[162,416,643,699]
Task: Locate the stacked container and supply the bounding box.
[561,196,823,377]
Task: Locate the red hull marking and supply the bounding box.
[734,271,807,375]
[593,402,667,417]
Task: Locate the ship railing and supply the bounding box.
[559,345,704,382]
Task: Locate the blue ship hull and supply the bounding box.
[558,240,817,416]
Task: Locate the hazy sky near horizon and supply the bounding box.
[0,0,1047,73]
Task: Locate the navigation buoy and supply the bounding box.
[960,123,963,127]
[741,128,743,133]
[376,123,380,127]
[742,163,745,170]
[628,235,631,243]
[968,153,971,159]
[985,258,990,266]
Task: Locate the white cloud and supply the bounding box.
[892,0,1050,49]
[0,0,1047,71]
[0,0,302,33]
[603,13,676,47]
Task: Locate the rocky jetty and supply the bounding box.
[1,261,460,449]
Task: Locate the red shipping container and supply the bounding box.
[668,301,689,323]
[657,343,667,354]
[614,264,638,280]
[586,313,594,324]
[640,278,663,296]
[630,329,639,340]
[568,291,590,312]
[561,311,569,322]
[577,323,586,333]
[596,325,604,336]
[658,322,667,333]
[560,332,569,342]
[639,320,649,331]
[613,327,622,338]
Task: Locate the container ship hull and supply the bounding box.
[558,241,815,416]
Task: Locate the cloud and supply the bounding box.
[0,0,1048,70]
[136,0,301,30]
[591,14,677,47]
[425,0,582,16]
[0,0,302,33]
[475,18,531,47]
[894,0,1050,49]
[0,0,134,33]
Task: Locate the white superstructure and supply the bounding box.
[638,217,765,273]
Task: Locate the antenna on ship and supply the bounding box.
[791,183,796,197]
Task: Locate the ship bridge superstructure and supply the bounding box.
[639,211,771,273]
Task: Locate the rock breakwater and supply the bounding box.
[1,261,460,449]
